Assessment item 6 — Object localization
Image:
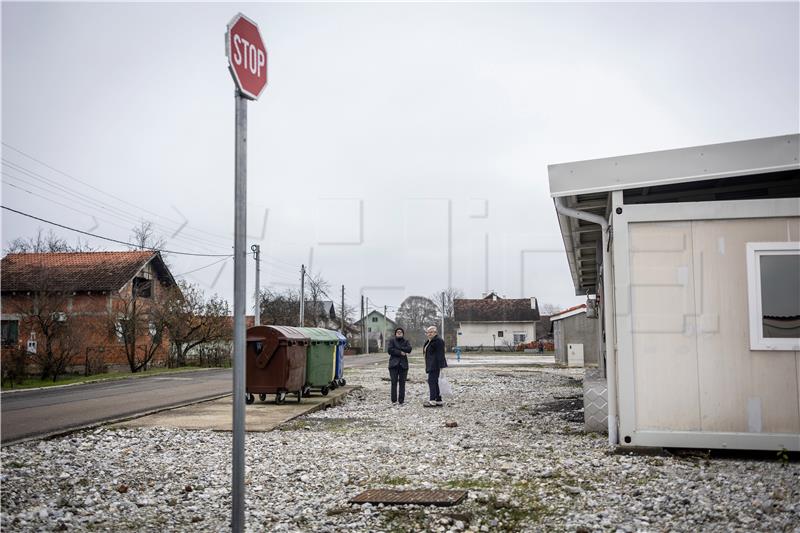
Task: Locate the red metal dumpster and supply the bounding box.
[245,325,309,405]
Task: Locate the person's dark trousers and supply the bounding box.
[427,368,441,402]
[389,367,408,404]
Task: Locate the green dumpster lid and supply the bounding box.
[294,327,339,344]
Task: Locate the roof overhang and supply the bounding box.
[548,134,800,295]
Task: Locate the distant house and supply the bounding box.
[454,293,541,350]
[1,251,178,374]
[353,310,398,350]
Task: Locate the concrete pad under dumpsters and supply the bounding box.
[113,386,360,432]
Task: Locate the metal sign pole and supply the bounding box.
[232,91,247,533]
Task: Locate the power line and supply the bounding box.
[173,256,232,277]
[2,205,233,257]
[1,160,233,253]
[1,143,235,246]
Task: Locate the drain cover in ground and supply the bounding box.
[349,489,467,506]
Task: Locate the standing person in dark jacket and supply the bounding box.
[387,327,412,406]
[422,326,447,407]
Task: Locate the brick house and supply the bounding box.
[1,251,178,375]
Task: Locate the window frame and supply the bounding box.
[1,319,19,347]
[745,241,800,351]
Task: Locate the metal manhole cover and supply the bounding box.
[349,489,467,506]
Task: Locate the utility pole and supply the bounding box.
[341,285,345,333]
[365,297,370,355]
[299,264,305,326]
[383,305,388,351]
[251,244,260,326]
[441,291,446,349]
[360,294,365,353]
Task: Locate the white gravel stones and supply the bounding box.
[2,359,799,532]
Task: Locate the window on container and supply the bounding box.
[746,243,800,351]
[1,320,19,346]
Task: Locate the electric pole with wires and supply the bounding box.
[252,244,260,326]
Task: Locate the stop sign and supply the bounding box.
[226,13,267,100]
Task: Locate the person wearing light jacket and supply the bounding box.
[386,327,412,406]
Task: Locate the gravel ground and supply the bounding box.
[2,357,799,532]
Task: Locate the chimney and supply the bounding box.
[530,297,538,310]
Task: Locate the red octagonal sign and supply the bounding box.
[226,13,267,100]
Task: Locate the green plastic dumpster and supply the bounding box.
[295,327,339,396]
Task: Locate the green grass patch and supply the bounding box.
[380,475,410,486]
[1,367,217,391]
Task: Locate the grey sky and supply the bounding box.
[2,2,798,316]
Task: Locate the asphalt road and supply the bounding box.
[0,355,389,446]
[1,369,233,446]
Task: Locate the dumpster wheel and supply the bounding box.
[296,391,302,403]
[340,378,346,387]
[321,386,329,396]
[259,394,267,402]
[245,393,255,405]
[275,392,287,405]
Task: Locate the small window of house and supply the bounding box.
[133,277,152,298]
[372,317,378,323]
[746,242,800,351]
[513,333,527,344]
[497,331,503,338]
[1,320,19,346]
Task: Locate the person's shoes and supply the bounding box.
[434,400,444,407]
[422,400,436,407]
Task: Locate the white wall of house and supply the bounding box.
[457,322,536,348]
[613,195,800,451]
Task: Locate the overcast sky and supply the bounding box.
[2,2,798,317]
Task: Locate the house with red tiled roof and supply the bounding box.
[454,293,540,350]
[1,251,178,376]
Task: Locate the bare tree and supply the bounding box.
[396,296,440,346]
[431,287,464,350]
[539,302,562,315]
[5,228,94,254]
[6,286,87,381]
[109,289,167,373]
[129,220,166,251]
[259,288,301,326]
[161,281,231,367]
[304,270,331,327]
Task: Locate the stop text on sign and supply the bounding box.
[232,35,265,78]
[226,13,267,100]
